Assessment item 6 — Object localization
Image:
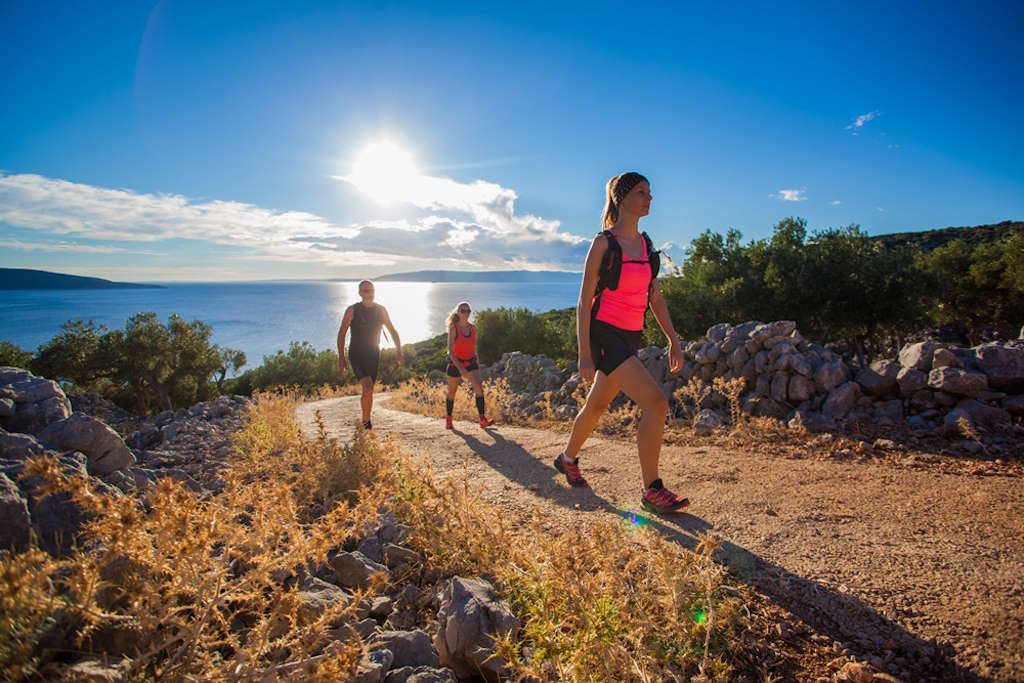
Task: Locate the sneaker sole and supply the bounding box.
[641,498,690,515]
[553,456,589,488]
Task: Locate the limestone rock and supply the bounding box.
[373,630,440,669]
[898,341,942,371]
[693,409,724,436]
[0,472,32,551]
[434,576,520,682]
[897,367,928,396]
[813,360,848,394]
[855,359,899,397]
[974,343,1024,392]
[822,382,860,419]
[330,550,389,589]
[931,347,962,369]
[0,431,46,462]
[37,413,135,476]
[788,375,813,403]
[942,399,1011,436]
[927,367,989,397]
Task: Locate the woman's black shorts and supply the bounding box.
[446,357,479,378]
[348,346,380,381]
[590,319,643,376]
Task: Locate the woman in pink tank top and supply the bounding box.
[552,172,691,515]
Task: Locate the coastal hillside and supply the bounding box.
[870,219,1023,252]
[0,268,161,290]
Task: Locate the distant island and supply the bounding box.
[0,268,163,290]
[373,270,581,283]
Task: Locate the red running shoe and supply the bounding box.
[553,453,588,488]
[641,480,689,514]
[445,416,454,430]
[479,416,494,427]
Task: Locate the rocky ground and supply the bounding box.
[298,395,1024,682]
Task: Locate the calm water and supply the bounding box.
[1,281,580,365]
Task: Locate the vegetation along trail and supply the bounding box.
[297,395,1024,682]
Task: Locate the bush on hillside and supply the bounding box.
[0,341,33,368]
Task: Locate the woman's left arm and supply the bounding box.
[648,280,683,372]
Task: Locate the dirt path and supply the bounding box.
[296,396,1024,682]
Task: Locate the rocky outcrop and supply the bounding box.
[0,366,72,434]
[478,322,1023,445]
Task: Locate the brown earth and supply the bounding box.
[296,395,1024,682]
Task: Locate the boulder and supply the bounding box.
[329,550,389,590]
[927,367,989,397]
[931,347,962,369]
[693,409,725,436]
[727,347,749,370]
[706,323,731,342]
[942,399,1012,436]
[855,359,900,397]
[1,431,46,462]
[898,341,943,371]
[974,343,1024,392]
[1004,394,1024,417]
[813,360,848,394]
[0,369,73,434]
[434,577,520,682]
[37,414,135,476]
[0,397,13,417]
[897,367,928,396]
[373,630,440,669]
[788,375,813,403]
[0,472,32,551]
[770,373,789,403]
[751,397,791,421]
[750,321,796,346]
[790,354,813,377]
[296,575,352,625]
[694,342,720,364]
[788,410,835,433]
[384,667,457,683]
[822,382,860,419]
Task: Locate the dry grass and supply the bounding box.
[1,389,746,682]
[388,375,518,424]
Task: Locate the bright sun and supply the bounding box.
[347,140,420,204]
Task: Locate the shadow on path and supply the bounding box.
[454,429,983,682]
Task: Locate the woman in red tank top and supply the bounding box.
[444,301,494,429]
[553,172,690,515]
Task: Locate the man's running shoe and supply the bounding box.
[553,453,588,488]
[641,479,689,514]
[479,416,494,428]
[445,416,454,430]
[362,421,372,431]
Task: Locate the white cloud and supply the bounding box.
[771,189,807,202]
[0,171,589,272]
[0,239,165,255]
[876,206,886,212]
[830,200,841,205]
[845,110,879,135]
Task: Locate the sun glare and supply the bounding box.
[347,140,420,204]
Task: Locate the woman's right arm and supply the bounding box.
[447,325,457,364]
[337,306,353,372]
[577,235,608,382]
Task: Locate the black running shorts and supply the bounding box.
[590,319,643,376]
[446,357,480,378]
[348,346,380,381]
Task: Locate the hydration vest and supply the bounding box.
[592,230,661,318]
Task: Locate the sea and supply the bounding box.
[1,280,581,366]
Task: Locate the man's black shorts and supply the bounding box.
[446,357,479,378]
[590,319,642,376]
[349,346,380,381]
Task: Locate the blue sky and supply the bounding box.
[1,1,1022,281]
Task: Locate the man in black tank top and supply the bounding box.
[337,280,403,429]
